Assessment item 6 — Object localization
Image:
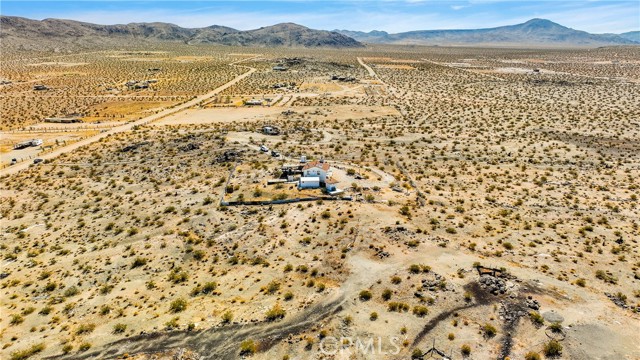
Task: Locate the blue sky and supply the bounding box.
[1,1,638,33]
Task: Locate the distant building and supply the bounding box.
[263,126,280,135]
[245,99,263,106]
[14,139,43,150]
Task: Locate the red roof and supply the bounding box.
[302,161,330,171]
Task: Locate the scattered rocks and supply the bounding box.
[178,142,201,152]
[421,273,447,292]
[214,149,243,163]
[120,141,150,152]
[605,292,640,313]
[526,296,540,310]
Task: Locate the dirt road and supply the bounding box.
[46,254,387,360]
[0,60,257,177]
[357,57,379,80]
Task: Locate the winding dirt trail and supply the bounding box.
[1,57,258,177]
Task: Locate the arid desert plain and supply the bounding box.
[1,43,639,360]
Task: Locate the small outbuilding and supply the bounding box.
[299,176,320,189]
[263,126,280,135]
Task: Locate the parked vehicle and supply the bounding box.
[260,145,269,152]
[33,158,43,164]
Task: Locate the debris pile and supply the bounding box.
[214,149,243,163]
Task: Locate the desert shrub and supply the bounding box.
[193,250,206,261]
[548,322,563,333]
[411,348,423,359]
[222,310,233,323]
[10,314,24,325]
[165,317,180,329]
[595,270,617,284]
[529,311,544,325]
[524,352,541,360]
[265,303,286,321]
[168,268,189,283]
[359,290,372,301]
[413,305,429,317]
[370,312,378,320]
[483,323,497,338]
[543,340,562,357]
[38,306,53,315]
[239,339,257,356]
[388,302,410,312]
[100,305,111,315]
[382,289,393,301]
[10,343,45,360]
[78,342,92,351]
[64,286,80,297]
[265,280,280,294]
[75,323,96,335]
[113,323,127,333]
[169,298,187,313]
[131,257,147,268]
[461,344,471,356]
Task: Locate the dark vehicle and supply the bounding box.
[33,158,44,164]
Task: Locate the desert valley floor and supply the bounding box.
[1,44,639,360]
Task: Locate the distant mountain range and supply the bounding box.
[0,16,637,51]
[336,19,638,47]
[619,31,640,42]
[0,16,363,50]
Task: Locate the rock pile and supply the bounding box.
[526,296,540,310]
[421,273,447,292]
[479,275,507,295]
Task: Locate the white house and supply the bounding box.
[302,161,331,182]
